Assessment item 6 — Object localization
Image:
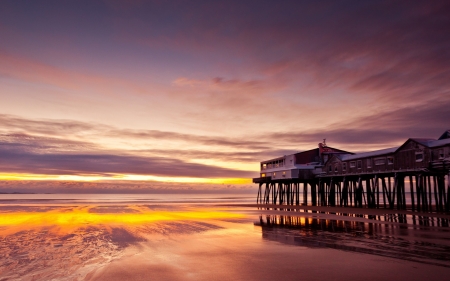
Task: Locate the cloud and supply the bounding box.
[0,52,150,96]
[0,139,254,178]
[0,114,273,151]
[268,97,450,150]
[0,114,109,136]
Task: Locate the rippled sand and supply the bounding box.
[1,203,450,281]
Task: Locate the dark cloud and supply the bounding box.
[0,142,254,178]
[271,97,450,149]
[106,129,271,150]
[136,148,297,163]
[0,114,271,150]
[0,114,110,136]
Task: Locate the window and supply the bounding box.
[328,165,332,172]
[439,149,444,159]
[367,159,372,168]
[261,173,266,177]
[272,172,276,178]
[415,152,423,162]
[357,160,362,169]
[342,163,347,171]
[387,156,394,165]
[350,161,356,168]
[282,171,286,177]
[262,164,267,170]
[374,158,385,165]
[334,164,338,173]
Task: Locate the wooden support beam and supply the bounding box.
[428,176,433,212]
[329,179,336,206]
[409,175,415,211]
[416,175,421,212]
[388,176,394,209]
[356,177,363,208]
[311,182,317,206]
[401,175,406,210]
[303,182,308,206]
[366,179,372,208]
[394,174,399,210]
[349,180,354,207]
[374,176,379,209]
[447,173,450,212]
[257,183,261,204]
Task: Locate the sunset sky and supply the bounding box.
[0,0,449,193]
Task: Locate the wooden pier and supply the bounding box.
[254,132,450,214]
[255,172,450,212]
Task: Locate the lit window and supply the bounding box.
[357,160,362,169]
[350,161,356,168]
[367,159,372,168]
[262,164,267,170]
[282,171,286,177]
[415,152,423,162]
[387,156,394,165]
[374,158,385,165]
[261,173,266,177]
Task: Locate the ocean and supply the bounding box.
[1,193,450,281]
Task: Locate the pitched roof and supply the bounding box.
[438,130,450,140]
[409,138,435,146]
[334,136,450,163]
[340,146,398,161]
[428,138,450,147]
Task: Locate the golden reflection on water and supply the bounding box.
[0,205,245,233]
[0,205,247,280]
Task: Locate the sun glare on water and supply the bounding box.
[0,206,246,234]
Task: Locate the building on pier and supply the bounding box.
[259,142,352,181]
[322,134,450,176]
[253,130,450,212]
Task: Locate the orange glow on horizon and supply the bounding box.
[0,173,252,185]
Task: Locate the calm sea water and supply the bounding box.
[0,193,255,204]
[1,193,450,281]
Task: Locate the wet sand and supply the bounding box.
[1,202,450,280]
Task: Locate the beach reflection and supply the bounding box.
[256,215,450,267]
[0,205,245,280]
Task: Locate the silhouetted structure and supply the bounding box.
[253,131,450,212]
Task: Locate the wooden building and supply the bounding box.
[253,131,450,212]
[258,142,352,181]
[322,134,450,176]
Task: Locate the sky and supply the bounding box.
[0,0,449,193]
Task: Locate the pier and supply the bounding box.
[253,131,450,213]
